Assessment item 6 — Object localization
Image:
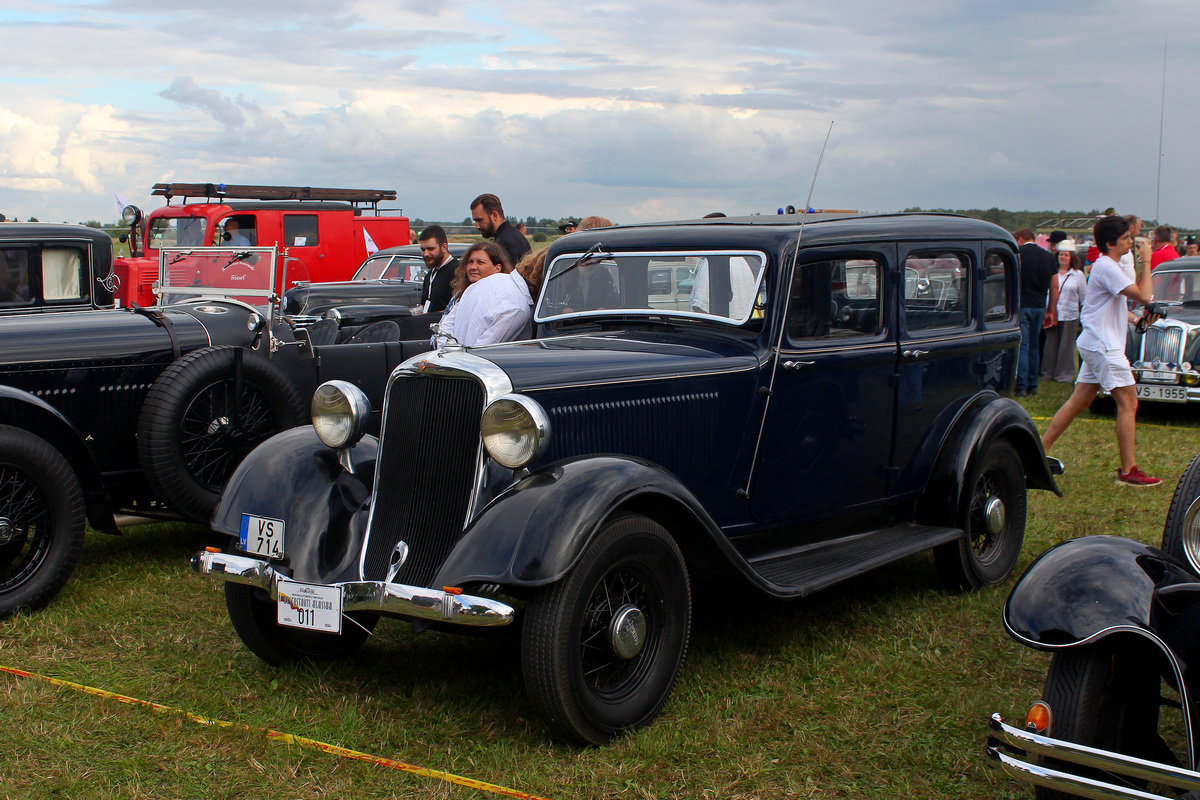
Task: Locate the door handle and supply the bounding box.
[781,360,815,371]
[903,349,929,359]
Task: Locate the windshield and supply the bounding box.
[353,253,426,282]
[537,249,765,324]
[1152,269,1200,304]
[147,217,208,251]
[157,246,278,308]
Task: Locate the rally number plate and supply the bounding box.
[240,513,284,559]
[276,579,342,633]
[1135,384,1188,402]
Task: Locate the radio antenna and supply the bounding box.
[738,120,834,500]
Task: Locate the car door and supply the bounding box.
[889,241,985,494]
[750,243,898,524]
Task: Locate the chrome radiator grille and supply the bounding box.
[1142,326,1184,363]
[364,374,485,586]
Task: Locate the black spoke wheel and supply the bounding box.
[0,426,85,618]
[224,582,377,666]
[521,514,690,745]
[1161,449,1200,566]
[935,439,1027,591]
[1037,641,1175,800]
[137,347,305,522]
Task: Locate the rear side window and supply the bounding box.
[904,252,970,331]
[788,258,883,343]
[284,214,319,246]
[983,250,1014,322]
[41,247,84,300]
[0,248,33,306]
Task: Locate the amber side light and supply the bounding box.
[205,547,220,553]
[443,586,463,596]
[1025,701,1052,733]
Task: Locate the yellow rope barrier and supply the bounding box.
[0,664,554,800]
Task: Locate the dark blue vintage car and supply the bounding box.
[194,213,1061,744]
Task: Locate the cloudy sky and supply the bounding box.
[2,1,1197,227]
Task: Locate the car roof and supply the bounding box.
[545,213,1016,257]
[0,222,114,245]
[366,243,472,258]
[1155,256,1200,271]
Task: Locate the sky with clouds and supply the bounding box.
[2,0,1198,227]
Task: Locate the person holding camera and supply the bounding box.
[1040,214,1161,487]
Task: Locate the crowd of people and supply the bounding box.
[1019,213,1183,488]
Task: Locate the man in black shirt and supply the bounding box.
[1014,228,1056,396]
[417,224,456,314]
[470,193,531,268]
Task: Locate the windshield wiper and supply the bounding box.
[546,242,612,283]
[222,251,255,270]
[167,250,193,265]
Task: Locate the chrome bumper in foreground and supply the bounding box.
[987,712,1200,800]
[191,550,514,627]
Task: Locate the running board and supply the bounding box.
[745,524,963,597]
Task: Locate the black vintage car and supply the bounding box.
[194,213,1061,745]
[0,223,118,313]
[0,243,441,619]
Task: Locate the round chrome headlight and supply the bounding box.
[311,380,370,449]
[480,395,550,469]
[121,204,142,226]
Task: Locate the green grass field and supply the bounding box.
[2,382,1197,799]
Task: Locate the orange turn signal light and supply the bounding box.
[1025,701,1052,733]
[443,586,463,596]
[205,547,220,553]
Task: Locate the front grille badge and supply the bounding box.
[386,541,410,584]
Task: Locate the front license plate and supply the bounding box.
[276,579,342,633]
[1135,384,1189,402]
[1141,370,1177,382]
[240,513,284,559]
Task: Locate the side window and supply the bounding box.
[0,248,33,306]
[148,218,207,248]
[904,252,970,331]
[983,250,1013,322]
[788,258,883,343]
[41,247,85,301]
[283,214,319,247]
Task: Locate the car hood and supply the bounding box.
[286,281,423,315]
[469,330,762,391]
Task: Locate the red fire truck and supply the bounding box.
[113,183,411,307]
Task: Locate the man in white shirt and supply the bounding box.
[1041,215,1160,486]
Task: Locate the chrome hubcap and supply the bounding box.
[609,604,647,660]
[0,517,12,545]
[984,497,1006,535]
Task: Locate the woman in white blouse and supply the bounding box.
[1041,241,1086,383]
[436,242,535,347]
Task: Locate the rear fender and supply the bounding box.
[0,386,115,534]
[211,427,378,585]
[432,456,755,590]
[918,393,1060,526]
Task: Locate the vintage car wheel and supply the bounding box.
[1161,449,1200,568]
[1037,641,1168,800]
[137,347,306,523]
[520,513,691,746]
[934,439,1027,591]
[0,426,85,618]
[224,583,377,665]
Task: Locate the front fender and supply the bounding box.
[1004,535,1200,649]
[212,426,378,585]
[432,455,749,590]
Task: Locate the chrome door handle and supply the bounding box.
[903,349,929,359]
[782,360,815,371]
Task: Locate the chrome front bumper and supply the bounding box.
[191,550,514,627]
[987,712,1200,800]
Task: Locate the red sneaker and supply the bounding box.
[1116,466,1162,487]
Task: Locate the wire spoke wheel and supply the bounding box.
[179,377,280,492]
[522,514,690,745]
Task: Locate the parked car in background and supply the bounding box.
[1120,256,1200,405]
[0,241,441,619]
[112,183,411,308]
[988,450,1200,800]
[194,212,1061,745]
[0,224,117,314]
[283,243,470,328]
